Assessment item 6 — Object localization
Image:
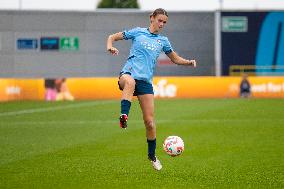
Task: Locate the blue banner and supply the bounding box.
[17,39,38,50]
[40,37,59,50]
[221,11,284,76]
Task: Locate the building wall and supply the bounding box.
[0,11,215,78]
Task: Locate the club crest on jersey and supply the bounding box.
[157,39,162,46]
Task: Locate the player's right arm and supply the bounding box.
[107,32,124,55]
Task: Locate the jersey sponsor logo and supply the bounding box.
[140,40,160,51]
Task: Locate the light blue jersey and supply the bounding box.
[121,27,173,84]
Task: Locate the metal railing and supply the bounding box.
[229,65,284,76]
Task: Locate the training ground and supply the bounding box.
[0,99,283,188]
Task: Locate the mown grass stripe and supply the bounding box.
[0,101,116,117]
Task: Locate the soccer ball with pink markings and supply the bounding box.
[163,136,184,157]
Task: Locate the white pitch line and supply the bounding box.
[0,120,137,125]
[0,101,116,117]
[0,118,278,126]
[0,119,214,125]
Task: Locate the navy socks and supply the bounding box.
[147,139,156,161]
[121,99,131,115]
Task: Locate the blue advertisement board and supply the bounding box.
[17,39,38,50]
[221,11,284,76]
[40,37,59,50]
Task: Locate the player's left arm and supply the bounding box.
[166,51,197,67]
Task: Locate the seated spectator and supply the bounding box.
[44,79,57,101]
[55,78,74,101]
[240,74,251,98]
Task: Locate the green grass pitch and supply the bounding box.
[0,99,283,188]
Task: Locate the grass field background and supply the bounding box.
[0,99,283,188]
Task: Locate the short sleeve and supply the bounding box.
[163,37,173,54]
[122,27,141,40]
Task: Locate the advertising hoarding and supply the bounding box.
[17,39,38,50]
[1,77,284,101]
[40,37,59,50]
[221,11,284,76]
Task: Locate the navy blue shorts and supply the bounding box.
[118,72,154,96]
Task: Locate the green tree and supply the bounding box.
[97,0,139,8]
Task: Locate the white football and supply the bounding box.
[163,136,184,157]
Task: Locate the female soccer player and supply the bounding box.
[106,8,196,171]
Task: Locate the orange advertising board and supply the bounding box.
[153,77,284,98]
[0,77,284,101]
[66,77,121,99]
[0,79,45,101]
